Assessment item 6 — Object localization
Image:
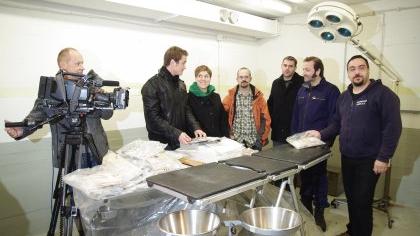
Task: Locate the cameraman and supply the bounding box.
[4,47,113,168]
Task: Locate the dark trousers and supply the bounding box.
[342,156,380,236]
[300,160,329,208]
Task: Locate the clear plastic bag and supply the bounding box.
[286,132,325,149]
[176,137,246,163]
[63,140,186,200]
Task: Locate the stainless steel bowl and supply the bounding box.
[158,209,221,236]
[240,207,302,236]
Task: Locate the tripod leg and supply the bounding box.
[62,143,77,236]
[72,144,86,235]
[47,168,63,236]
[84,134,100,165]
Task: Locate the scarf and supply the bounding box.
[189,82,215,97]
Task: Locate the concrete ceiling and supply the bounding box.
[198,0,380,19]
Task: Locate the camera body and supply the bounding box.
[38,70,129,114]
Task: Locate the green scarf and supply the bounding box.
[189,82,215,97]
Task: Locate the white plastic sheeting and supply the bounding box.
[63,138,249,200]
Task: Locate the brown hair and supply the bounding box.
[283,56,297,67]
[304,56,324,78]
[195,65,212,77]
[57,47,77,66]
[163,46,188,66]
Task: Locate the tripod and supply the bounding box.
[47,116,100,236]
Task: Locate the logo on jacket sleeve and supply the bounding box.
[356,99,367,106]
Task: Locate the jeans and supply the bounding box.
[342,156,380,236]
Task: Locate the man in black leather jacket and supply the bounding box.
[4,48,113,168]
[141,46,206,150]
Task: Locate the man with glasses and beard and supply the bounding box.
[223,67,271,151]
[291,56,340,232]
[306,55,402,236]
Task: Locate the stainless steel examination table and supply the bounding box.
[76,144,331,235]
[146,144,331,211]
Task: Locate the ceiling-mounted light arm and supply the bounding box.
[350,38,400,91]
[307,1,401,92]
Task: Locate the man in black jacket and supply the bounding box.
[307,55,402,236]
[141,46,206,150]
[268,56,303,145]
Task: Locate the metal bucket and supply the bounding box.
[240,207,302,236]
[158,209,221,236]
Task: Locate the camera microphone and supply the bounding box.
[86,70,120,87]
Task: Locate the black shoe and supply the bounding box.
[301,197,313,215]
[314,207,327,232]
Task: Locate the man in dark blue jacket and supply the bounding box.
[291,56,340,232]
[306,55,402,236]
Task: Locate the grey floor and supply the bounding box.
[302,194,420,236]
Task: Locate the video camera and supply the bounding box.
[5,70,129,130]
[39,69,129,113]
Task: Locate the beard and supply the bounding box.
[240,81,249,88]
[353,80,364,87]
[352,75,366,87]
[304,72,317,82]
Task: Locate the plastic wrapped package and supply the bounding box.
[63,141,186,200]
[116,139,167,159]
[176,137,246,163]
[286,132,325,149]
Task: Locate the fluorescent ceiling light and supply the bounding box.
[106,0,194,10]
[245,0,292,14]
[284,0,306,3]
[263,0,292,14]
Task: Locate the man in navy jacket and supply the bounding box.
[306,55,402,236]
[291,56,340,232]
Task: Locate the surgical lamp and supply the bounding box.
[307,1,401,91]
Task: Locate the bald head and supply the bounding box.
[57,48,85,77]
